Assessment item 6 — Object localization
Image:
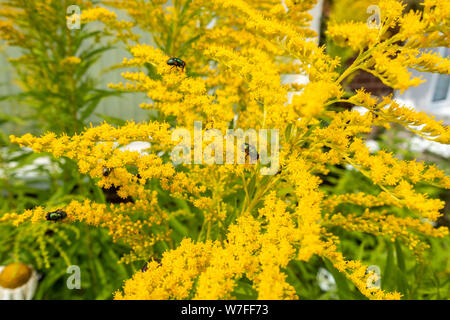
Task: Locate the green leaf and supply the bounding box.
[80,90,122,121]
[382,241,397,292]
[395,240,409,295]
[95,113,126,126]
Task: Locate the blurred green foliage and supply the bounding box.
[0,0,135,299]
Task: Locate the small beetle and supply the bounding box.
[166,57,186,71]
[242,142,259,161]
[45,209,67,222]
[103,167,112,177]
[141,258,161,272]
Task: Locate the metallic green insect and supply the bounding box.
[166,57,186,71]
[45,209,67,222]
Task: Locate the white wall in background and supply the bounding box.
[394,47,450,125]
[284,0,324,101]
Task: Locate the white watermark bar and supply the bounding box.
[67,5,81,30]
[367,5,381,29]
[66,265,81,289]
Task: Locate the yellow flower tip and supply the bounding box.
[0,262,32,289]
[61,56,82,66]
[9,135,17,143]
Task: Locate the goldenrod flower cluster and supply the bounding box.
[2,0,449,300]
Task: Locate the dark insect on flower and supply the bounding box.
[45,230,55,237]
[103,167,112,177]
[166,57,185,71]
[102,185,134,204]
[45,209,67,222]
[141,258,161,272]
[242,142,259,161]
